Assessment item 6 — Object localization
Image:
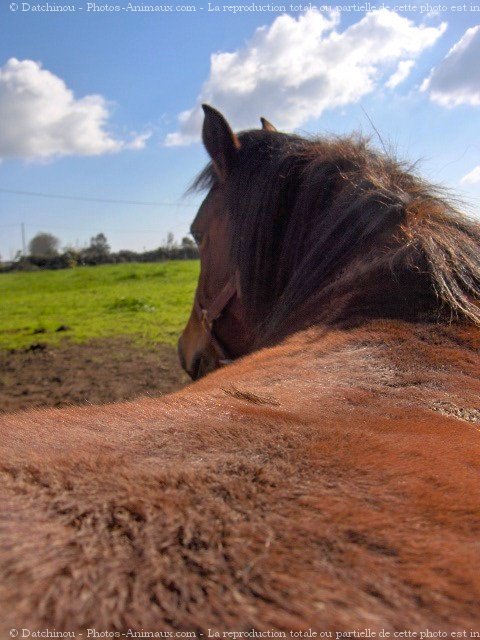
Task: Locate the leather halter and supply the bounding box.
[194,273,240,366]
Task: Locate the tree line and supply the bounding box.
[1,231,199,272]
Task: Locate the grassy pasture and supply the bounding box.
[0,261,199,350]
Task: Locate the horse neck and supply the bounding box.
[192,319,480,424]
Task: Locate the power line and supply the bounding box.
[18,222,186,234]
[0,187,199,208]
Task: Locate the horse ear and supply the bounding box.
[260,117,277,132]
[202,104,240,181]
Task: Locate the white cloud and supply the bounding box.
[386,59,415,89]
[421,25,480,107]
[165,9,446,146]
[461,165,480,185]
[0,58,148,160]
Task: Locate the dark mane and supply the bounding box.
[192,130,480,347]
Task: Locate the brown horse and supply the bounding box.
[1,105,480,636]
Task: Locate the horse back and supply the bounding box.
[1,320,479,632]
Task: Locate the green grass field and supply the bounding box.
[0,261,200,350]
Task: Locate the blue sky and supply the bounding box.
[0,1,479,259]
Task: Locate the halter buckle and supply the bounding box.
[201,308,211,331]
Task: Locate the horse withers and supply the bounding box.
[1,106,480,634]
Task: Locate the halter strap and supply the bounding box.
[194,274,239,365]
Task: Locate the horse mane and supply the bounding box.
[191,129,480,347]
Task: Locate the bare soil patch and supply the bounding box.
[0,339,189,413]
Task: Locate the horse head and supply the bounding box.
[178,105,275,379]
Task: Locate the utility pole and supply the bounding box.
[21,222,26,256]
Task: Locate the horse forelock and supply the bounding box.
[191,129,480,346]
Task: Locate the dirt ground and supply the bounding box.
[0,339,190,413]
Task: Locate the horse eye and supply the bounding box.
[191,231,203,245]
